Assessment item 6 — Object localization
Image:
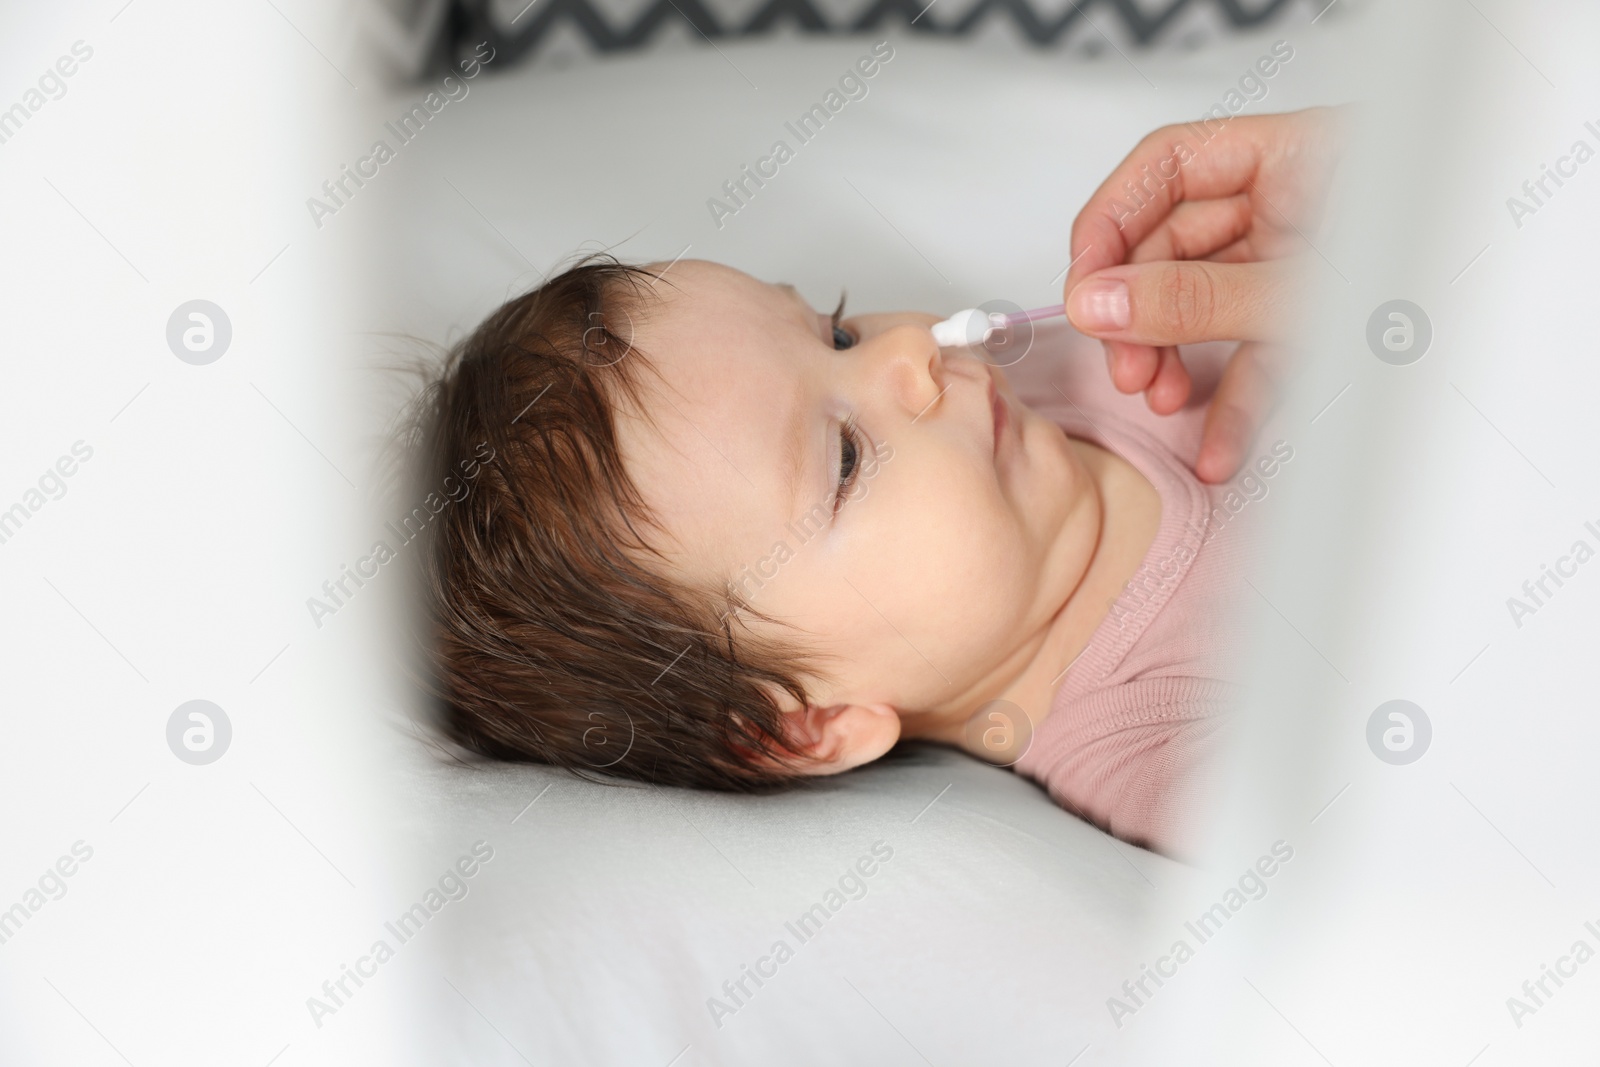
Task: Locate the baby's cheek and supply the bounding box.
[916,508,1033,627]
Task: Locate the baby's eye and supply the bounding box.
[832,324,856,350]
[835,421,861,512]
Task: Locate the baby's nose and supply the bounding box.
[869,323,947,419]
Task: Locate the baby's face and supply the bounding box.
[618,261,1103,735]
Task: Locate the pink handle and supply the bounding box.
[1000,304,1067,327]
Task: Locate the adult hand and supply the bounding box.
[1064,107,1343,482]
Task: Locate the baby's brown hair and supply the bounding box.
[407,253,819,789]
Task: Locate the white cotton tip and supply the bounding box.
[931,308,1006,348]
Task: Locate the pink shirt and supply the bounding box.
[1006,329,1286,856]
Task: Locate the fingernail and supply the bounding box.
[1070,280,1130,332]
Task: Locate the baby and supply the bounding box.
[412,254,1266,855]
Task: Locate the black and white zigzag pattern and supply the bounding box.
[438,0,1311,69]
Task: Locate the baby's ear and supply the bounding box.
[779,702,901,776]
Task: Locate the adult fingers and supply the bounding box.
[1106,339,1160,394]
[1066,258,1292,347]
[1195,341,1284,483]
[1203,235,1262,264]
[1064,109,1335,298]
[1128,195,1255,264]
[1145,346,1191,415]
[1106,343,1190,411]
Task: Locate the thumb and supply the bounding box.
[1065,259,1290,346]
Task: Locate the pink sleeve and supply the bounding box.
[1025,678,1236,856]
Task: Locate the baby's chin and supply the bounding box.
[1013,391,1089,500]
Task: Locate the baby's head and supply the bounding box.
[414,255,1104,787]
